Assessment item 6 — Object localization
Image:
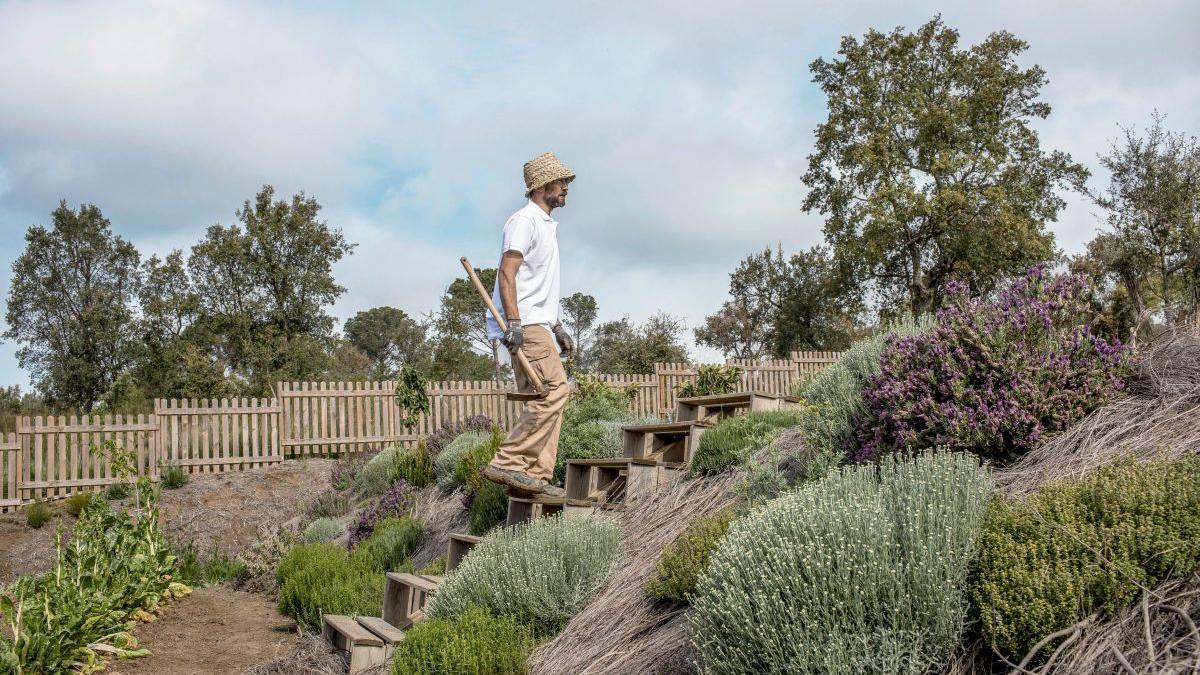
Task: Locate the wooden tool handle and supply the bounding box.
[459,257,548,395]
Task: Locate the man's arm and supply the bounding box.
[498,251,523,326]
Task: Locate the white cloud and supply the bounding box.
[1,0,1198,386]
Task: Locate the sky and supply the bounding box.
[0,0,1198,389]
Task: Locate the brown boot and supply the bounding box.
[482,464,542,492]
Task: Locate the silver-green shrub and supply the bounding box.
[792,316,931,469]
[434,430,490,492]
[355,446,399,497]
[302,517,344,544]
[690,451,989,675]
[428,514,620,633]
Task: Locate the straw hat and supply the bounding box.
[523,152,575,196]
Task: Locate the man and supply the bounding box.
[481,152,576,498]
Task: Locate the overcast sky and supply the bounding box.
[1,0,1198,389]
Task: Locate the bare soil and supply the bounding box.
[109,585,307,675]
[0,459,334,585]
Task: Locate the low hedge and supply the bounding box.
[276,543,382,631]
[689,411,805,476]
[391,607,534,675]
[302,517,345,544]
[469,482,509,536]
[353,516,423,572]
[646,508,736,603]
[691,452,989,675]
[429,514,620,634]
[435,431,491,492]
[973,456,1200,658]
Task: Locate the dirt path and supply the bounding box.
[110,586,306,675]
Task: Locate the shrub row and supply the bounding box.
[0,492,190,674]
[973,456,1200,657]
[689,410,806,476]
[691,452,989,675]
[646,508,736,603]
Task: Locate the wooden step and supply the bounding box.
[322,614,388,674]
[356,615,405,644]
[621,421,708,465]
[563,498,598,518]
[675,391,797,424]
[563,458,664,505]
[383,573,441,629]
[506,495,565,527]
[446,532,482,572]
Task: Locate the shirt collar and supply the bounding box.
[525,199,555,223]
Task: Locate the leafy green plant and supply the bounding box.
[429,514,620,634]
[302,517,345,544]
[64,492,92,517]
[394,437,436,488]
[351,516,423,572]
[0,490,189,674]
[434,430,490,492]
[276,543,383,631]
[689,410,805,476]
[391,607,535,675]
[356,447,402,497]
[25,500,52,528]
[394,364,431,427]
[235,527,301,592]
[973,456,1200,659]
[96,439,148,509]
[419,557,446,576]
[455,426,504,494]
[469,482,509,536]
[691,452,989,675]
[677,364,742,398]
[553,393,655,484]
[647,508,736,603]
[160,461,188,489]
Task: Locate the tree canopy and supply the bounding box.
[803,16,1087,318]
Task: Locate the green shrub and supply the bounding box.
[647,508,736,603]
[677,364,742,398]
[356,446,402,497]
[792,316,931,469]
[352,516,423,572]
[552,395,654,485]
[689,411,805,476]
[25,500,52,528]
[434,431,490,492]
[391,607,535,675]
[306,489,352,519]
[691,452,989,675]
[64,492,92,517]
[276,543,382,630]
[394,438,436,488]
[973,456,1200,658]
[160,462,188,489]
[429,514,620,633]
[469,482,509,536]
[455,427,504,494]
[175,543,245,586]
[105,482,131,500]
[302,517,345,544]
[1,490,185,674]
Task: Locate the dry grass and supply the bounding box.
[527,471,740,675]
[242,631,377,675]
[407,484,470,570]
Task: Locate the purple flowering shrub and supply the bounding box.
[853,267,1130,465]
[426,415,492,459]
[349,480,416,547]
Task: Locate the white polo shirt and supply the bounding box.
[486,200,561,339]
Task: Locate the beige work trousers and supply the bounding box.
[490,325,570,482]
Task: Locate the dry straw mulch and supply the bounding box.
[408,485,471,570]
[527,472,740,675]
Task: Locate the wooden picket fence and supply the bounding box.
[0,352,841,510]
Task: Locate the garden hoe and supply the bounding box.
[459,256,550,401]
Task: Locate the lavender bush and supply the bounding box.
[349,480,416,547]
[427,415,492,459]
[854,267,1130,465]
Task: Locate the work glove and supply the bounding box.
[501,325,525,353]
[553,323,574,358]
